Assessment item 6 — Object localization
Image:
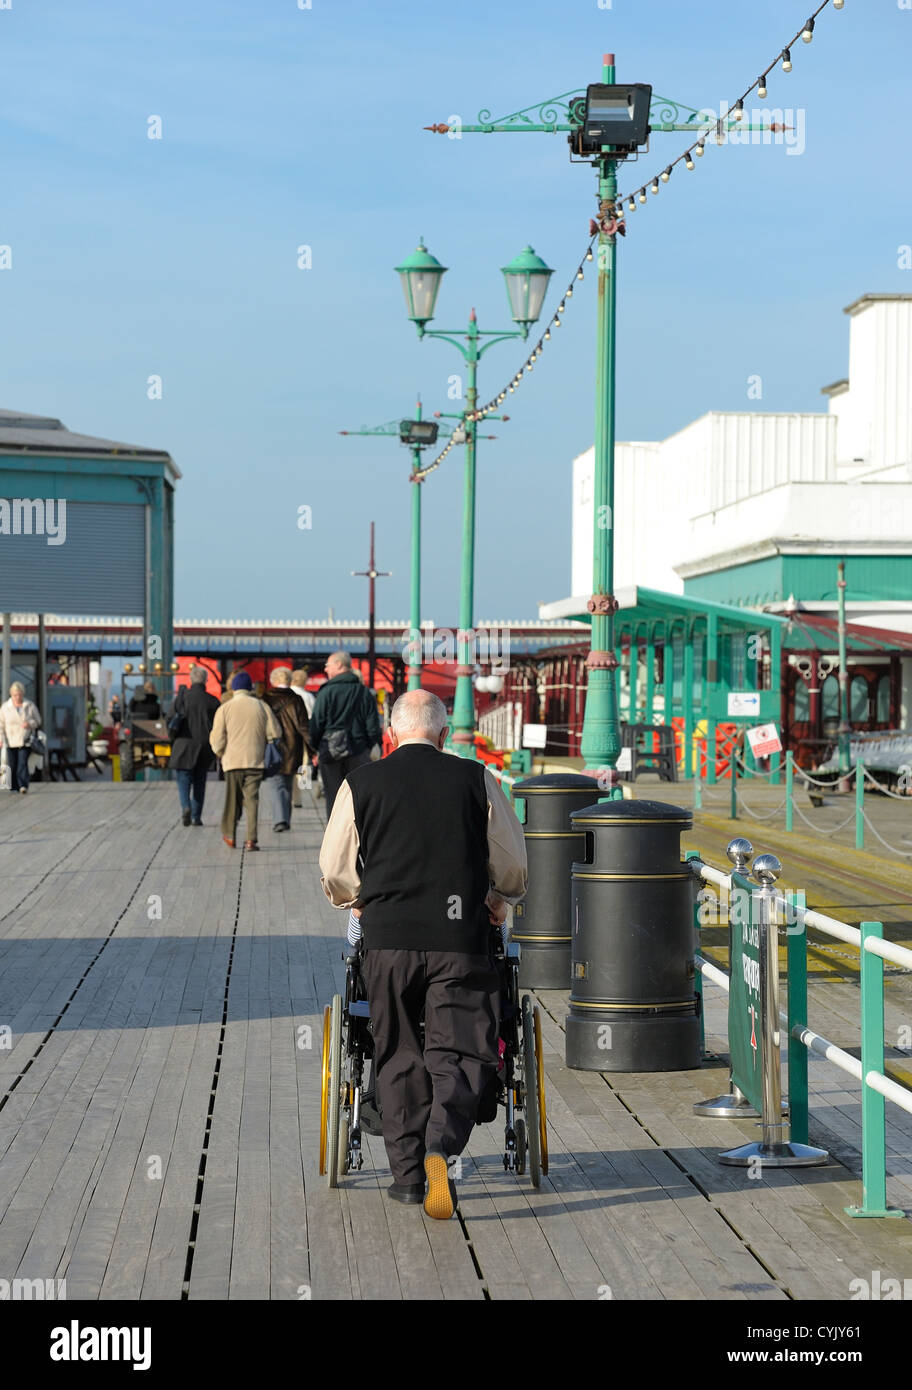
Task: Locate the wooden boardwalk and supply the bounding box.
[1,779,912,1301]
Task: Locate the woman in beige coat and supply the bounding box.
[0,682,41,794]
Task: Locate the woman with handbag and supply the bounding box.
[0,682,42,794]
[167,667,220,826]
[263,667,312,833]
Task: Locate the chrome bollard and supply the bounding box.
[720,855,828,1168]
[693,838,762,1118]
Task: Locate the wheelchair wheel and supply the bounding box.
[325,995,344,1188]
[515,1118,527,1175]
[521,995,542,1188]
[337,1113,349,1181]
[319,1004,332,1176]
[533,1004,549,1177]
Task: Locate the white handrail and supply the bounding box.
[692,861,912,973]
[866,1070,912,1117]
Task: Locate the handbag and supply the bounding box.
[324,727,353,762]
[264,738,283,777]
[167,690,186,739]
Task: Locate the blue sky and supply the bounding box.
[1,0,908,623]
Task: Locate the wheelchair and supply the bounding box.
[319,931,549,1190]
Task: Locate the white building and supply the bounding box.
[556,293,912,636]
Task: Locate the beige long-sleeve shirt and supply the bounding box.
[319,746,528,911]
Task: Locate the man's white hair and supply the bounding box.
[328,650,352,670]
[9,681,25,697]
[390,690,448,740]
[189,665,208,685]
[270,666,292,687]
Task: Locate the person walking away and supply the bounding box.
[209,672,281,850]
[264,666,312,832]
[0,682,42,794]
[290,669,316,808]
[308,651,381,817]
[319,690,527,1217]
[168,666,220,826]
[129,680,161,720]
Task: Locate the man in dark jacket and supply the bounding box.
[263,666,312,832]
[319,690,527,1218]
[308,651,381,816]
[167,667,220,826]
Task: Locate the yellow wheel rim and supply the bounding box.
[319,1004,331,1175]
[534,1007,548,1176]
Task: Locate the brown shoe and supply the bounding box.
[222,836,235,849]
[244,840,259,851]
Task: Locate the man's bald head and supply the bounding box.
[389,690,448,746]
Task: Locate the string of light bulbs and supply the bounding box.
[416,0,844,477]
[619,0,843,215]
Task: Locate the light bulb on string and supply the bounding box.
[576,269,584,280]
[714,120,725,146]
[733,100,744,122]
[695,141,705,157]
[781,47,792,71]
[661,166,672,182]
[758,76,768,98]
[586,249,593,261]
[684,151,695,170]
[566,287,573,297]
[638,188,647,202]
[544,329,551,340]
[802,17,814,42]
[651,178,660,194]
[833,0,844,8]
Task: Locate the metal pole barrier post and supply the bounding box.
[730,744,737,821]
[845,921,903,1217]
[693,837,760,1117]
[721,856,827,1166]
[685,852,705,1058]
[856,758,865,850]
[785,749,793,834]
[785,887,809,1145]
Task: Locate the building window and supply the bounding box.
[850,675,869,724]
[876,674,891,724]
[793,677,809,723]
[821,674,839,733]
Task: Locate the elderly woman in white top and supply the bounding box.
[0,682,41,793]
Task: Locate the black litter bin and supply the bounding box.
[566,798,700,1072]
[511,773,600,988]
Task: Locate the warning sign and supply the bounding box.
[746,723,782,759]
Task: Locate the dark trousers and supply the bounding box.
[9,748,30,792]
[319,750,370,818]
[221,769,263,843]
[361,948,501,1186]
[176,765,208,821]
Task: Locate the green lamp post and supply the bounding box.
[395,240,553,753]
[425,61,775,791]
[340,402,499,692]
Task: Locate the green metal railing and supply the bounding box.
[691,848,912,1216]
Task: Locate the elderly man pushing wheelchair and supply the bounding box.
[319,689,527,1219]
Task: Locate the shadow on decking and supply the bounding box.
[0,933,346,1027]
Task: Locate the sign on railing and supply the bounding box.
[728,869,763,1114]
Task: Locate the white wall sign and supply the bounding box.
[522,723,548,749]
[728,691,761,717]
